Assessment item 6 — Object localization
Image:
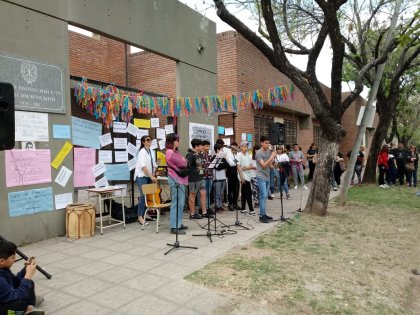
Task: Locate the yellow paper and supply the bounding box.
[134,118,151,129]
[51,141,73,169]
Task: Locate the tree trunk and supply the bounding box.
[363,109,393,183]
[305,130,340,215]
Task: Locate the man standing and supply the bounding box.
[255,136,277,223]
[347,145,365,185]
[225,142,239,211]
[200,140,213,212]
[391,142,409,185]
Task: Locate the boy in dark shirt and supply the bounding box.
[0,240,44,315]
[347,146,365,185]
[391,142,409,185]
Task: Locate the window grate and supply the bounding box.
[254,115,274,144]
[284,119,297,145]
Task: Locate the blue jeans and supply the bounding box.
[168,177,186,229]
[270,168,276,194]
[214,180,226,208]
[279,171,289,194]
[198,178,213,210]
[136,176,151,217]
[256,178,270,217]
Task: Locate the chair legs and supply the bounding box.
[142,207,160,234]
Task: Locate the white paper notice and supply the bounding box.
[136,140,141,149]
[15,111,49,142]
[150,118,160,128]
[127,123,138,137]
[127,158,137,171]
[225,128,234,136]
[137,129,149,139]
[165,124,174,135]
[55,192,73,210]
[99,133,113,147]
[156,128,166,140]
[113,121,127,133]
[92,162,106,177]
[150,139,158,150]
[99,150,113,164]
[54,166,72,187]
[222,138,231,146]
[113,184,128,197]
[114,138,127,150]
[242,133,247,141]
[95,177,109,188]
[115,151,128,162]
[127,142,138,157]
[158,139,166,150]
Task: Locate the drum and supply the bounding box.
[66,203,96,239]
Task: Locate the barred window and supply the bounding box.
[313,124,321,146]
[254,115,274,144]
[284,119,297,146]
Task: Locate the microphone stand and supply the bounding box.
[0,235,52,279]
[164,170,198,255]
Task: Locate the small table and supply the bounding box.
[86,186,126,235]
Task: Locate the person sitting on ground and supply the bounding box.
[377,144,389,188]
[186,139,214,220]
[237,141,257,215]
[0,240,44,315]
[212,143,229,212]
[289,144,308,190]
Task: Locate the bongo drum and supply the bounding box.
[66,203,96,239]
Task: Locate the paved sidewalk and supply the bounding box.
[13,185,337,314]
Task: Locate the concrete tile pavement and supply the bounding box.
[11,185,340,314]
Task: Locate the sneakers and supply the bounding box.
[25,309,45,315]
[383,184,390,188]
[379,184,386,188]
[202,212,214,218]
[189,213,202,219]
[268,195,274,200]
[248,211,257,216]
[240,209,248,214]
[35,295,44,307]
[264,214,273,220]
[171,228,186,234]
[294,185,298,190]
[303,186,308,190]
[333,187,338,191]
[259,216,269,223]
[179,225,188,230]
[270,194,275,198]
[228,204,235,211]
[297,208,303,212]
[286,194,291,200]
[350,181,354,185]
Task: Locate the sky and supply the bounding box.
[181,0,368,97]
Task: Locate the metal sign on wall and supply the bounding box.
[0,54,65,113]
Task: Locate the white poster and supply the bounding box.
[137,129,149,139]
[189,122,214,150]
[113,122,127,133]
[127,158,137,171]
[150,118,160,128]
[92,162,106,177]
[95,177,109,188]
[54,166,72,187]
[55,192,73,210]
[127,142,138,157]
[15,111,49,142]
[242,133,247,141]
[158,139,166,150]
[225,127,234,136]
[99,133,113,147]
[165,124,174,135]
[150,139,158,150]
[99,150,113,164]
[222,138,231,146]
[114,138,127,150]
[136,139,141,149]
[115,151,128,162]
[127,123,138,137]
[156,128,166,140]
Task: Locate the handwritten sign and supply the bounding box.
[5,149,51,187]
[159,139,166,150]
[54,165,72,187]
[150,139,158,150]
[115,151,128,162]
[134,118,150,129]
[104,163,130,180]
[127,123,138,137]
[156,128,166,140]
[51,141,73,169]
[189,122,214,150]
[95,177,109,188]
[92,162,106,177]
[137,129,149,139]
[150,118,160,128]
[113,121,127,133]
[8,187,53,217]
[165,124,174,135]
[99,150,113,163]
[99,133,113,147]
[72,116,102,149]
[53,124,71,139]
[114,138,127,150]
[73,147,96,187]
[55,192,73,210]
[15,111,49,142]
[242,133,247,141]
[127,158,137,171]
[225,128,234,136]
[127,142,138,157]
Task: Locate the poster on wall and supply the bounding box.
[73,147,96,187]
[71,116,102,149]
[15,111,49,142]
[189,122,214,149]
[8,187,54,217]
[5,149,52,187]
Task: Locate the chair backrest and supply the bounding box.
[142,183,157,195]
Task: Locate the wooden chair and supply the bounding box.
[141,183,171,233]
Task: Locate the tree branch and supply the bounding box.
[281,0,310,52]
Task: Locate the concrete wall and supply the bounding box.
[0,0,216,244]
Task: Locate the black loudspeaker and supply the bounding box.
[268,122,285,145]
[0,82,15,150]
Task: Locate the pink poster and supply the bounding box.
[5,149,52,187]
[74,147,96,187]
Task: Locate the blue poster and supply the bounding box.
[8,187,54,217]
[105,163,130,181]
[247,134,253,142]
[53,124,71,139]
[218,126,225,135]
[71,116,102,149]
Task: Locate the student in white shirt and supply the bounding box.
[212,143,229,212]
[134,135,157,226]
[237,141,257,215]
[275,146,291,199]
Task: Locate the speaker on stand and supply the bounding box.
[268,122,285,145]
[0,82,15,151]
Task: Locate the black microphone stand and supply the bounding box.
[0,235,52,279]
[164,171,198,255]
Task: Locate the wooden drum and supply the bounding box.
[66,203,96,239]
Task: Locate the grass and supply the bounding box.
[186,184,420,314]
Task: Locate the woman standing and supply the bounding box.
[276,146,291,199]
[289,144,308,190]
[165,134,188,234]
[237,141,257,215]
[134,135,157,226]
[251,144,261,209]
[377,144,389,188]
[306,143,318,181]
[406,146,418,188]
